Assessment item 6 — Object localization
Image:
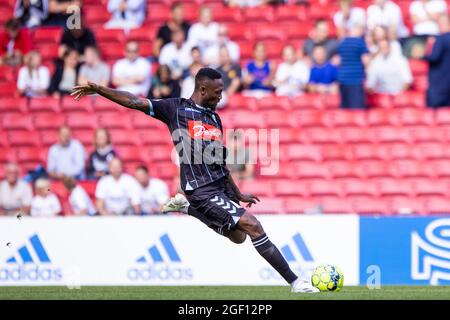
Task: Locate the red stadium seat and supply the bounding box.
[127,27,155,42]
[273,180,309,197]
[318,196,354,214]
[92,96,123,113]
[276,5,306,21]
[292,110,322,127]
[137,128,171,146]
[0,97,27,113]
[308,179,342,197]
[240,180,273,197]
[299,127,342,144]
[243,6,275,22]
[251,25,287,41]
[388,196,424,215]
[147,5,170,23]
[227,94,257,110]
[413,178,449,197]
[33,27,63,43]
[436,109,450,125]
[256,95,291,110]
[98,43,124,61]
[422,196,450,214]
[0,130,9,148]
[33,113,65,130]
[321,109,366,127]
[285,23,310,40]
[37,44,58,62]
[97,112,132,129]
[340,178,378,197]
[249,197,284,214]
[389,160,429,178]
[292,94,325,110]
[0,82,19,98]
[214,7,243,22]
[292,161,329,179]
[320,145,350,161]
[354,160,390,178]
[349,144,381,160]
[367,108,398,126]
[350,196,391,214]
[61,96,94,113]
[284,144,321,161]
[7,130,41,147]
[78,180,97,199]
[409,59,428,76]
[115,145,144,162]
[65,113,98,129]
[262,110,295,128]
[375,178,413,197]
[39,130,59,147]
[284,197,318,214]
[83,7,111,25]
[339,127,373,144]
[372,126,409,143]
[16,147,46,165]
[143,145,174,162]
[412,142,446,160]
[95,28,125,44]
[108,129,140,146]
[406,126,438,143]
[29,97,61,113]
[393,108,435,126]
[151,163,178,180]
[229,111,265,128]
[326,161,359,178]
[1,113,33,130]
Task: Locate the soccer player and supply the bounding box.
[71,67,319,293]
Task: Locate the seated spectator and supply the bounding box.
[187,6,219,53]
[154,2,191,57]
[242,42,275,97]
[423,14,450,108]
[30,178,61,217]
[88,128,116,179]
[203,24,240,66]
[181,61,203,99]
[78,46,110,87]
[58,23,97,59]
[308,45,339,94]
[48,48,80,97]
[17,50,50,97]
[134,165,169,215]
[105,0,145,30]
[366,0,409,39]
[47,126,86,180]
[0,18,32,66]
[303,19,339,61]
[366,39,412,94]
[95,158,141,215]
[0,163,33,216]
[63,176,96,216]
[217,46,242,107]
[159,29,192,80]
[337,24,370,109]
[226,131,255,181]
[14,0,48,28]
[148,64,181,99]
[334,0,366,39]
[410,0,448,36]
[44,0,81,26]
[112,41,152,96]
[366,25,403,56]
[274,45,309,96]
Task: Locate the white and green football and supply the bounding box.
[311,264,344,292]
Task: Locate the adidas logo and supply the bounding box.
[128,233,193,281]
[6,234,51,264]
[281,233,314,263]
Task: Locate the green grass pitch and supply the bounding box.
[0,286,449,300]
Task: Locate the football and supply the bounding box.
[311,264,344,292]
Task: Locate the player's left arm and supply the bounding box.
[225,173,260,208]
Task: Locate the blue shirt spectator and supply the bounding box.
[243,42,274,94]
[309,45,339,95]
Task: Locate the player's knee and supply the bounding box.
[240,213,264,238]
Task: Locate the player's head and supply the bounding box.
[58,126,72,146]
[134,165,149,187]
[194,67,223,110]
[109,158,123,179]
[5,18,20,39]
[5,162,19,185]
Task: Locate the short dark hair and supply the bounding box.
[195,67,222,82]
[135,165,149,174]
[5,18,19,30]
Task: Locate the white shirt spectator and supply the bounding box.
[274,61,310,96]
[105,0,145,30]
[159,42,192,79]
[30,194,61,217]
[79,62,110,85]
[0,180,33,213]
[366,52,413,94]
[112,57,151,96]
[181,76,195,99]
[47,139,86,178]
[139,178,169,215]
[367,1,410,38]
[334,7,366,32]
[203,40,240,66]
[17,65,50,97]
[69,185,96,216]
[410,0,448,35]
[187,22,220,51]
[95,173,141,215]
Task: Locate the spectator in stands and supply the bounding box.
[48,48,80,97]
[217,46,242,107]
[0,163,33,216]
[58,23,97,59]
[203,24,240,66]
[423,14,450,108]
[242,42,275,97]
[112,41,152,96]
[47,126,86,180]
[273,45,309,96]
[308,45,339,94]
[95,157,141,215]
[366,0,409,40]
[87,128,116,179]
[30,178,61,216]
[0,18,32,66]
[14,0,48,28]
[17,50,50,97]
[181,61,203,99]
[226,131,254,181]
[303,19,339,61]
[410,0,448,36]
[78,46,110,87]
[337,24,370,109]
[148,64,181,99]
[44,0,81,26]
[334,0,366,39]
[366,25,403,56]
[63,176,96,215]
[105,0,145,30]
[154,2,191,57]
[134,165,169,215]
[159,29,192,80]
[366,39,413,94]
[187,6,219,53]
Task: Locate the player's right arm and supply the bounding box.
[71,81,149,114]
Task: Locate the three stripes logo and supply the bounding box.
[281,233,314,264]
[128,233,193,281]
[0,234,62,282]
[210,196,241,223]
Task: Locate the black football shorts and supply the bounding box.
[185,176,246,234]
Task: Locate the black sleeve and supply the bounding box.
[170,81,181,98]
[60,29,71,46]
[147,98,178,125]
[85,28,97,47]
[47,60,63,94]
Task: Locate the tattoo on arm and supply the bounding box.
[96,85,149,113]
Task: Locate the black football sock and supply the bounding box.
[252,233,298,284]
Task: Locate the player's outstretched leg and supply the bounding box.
[237,212,319,293]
